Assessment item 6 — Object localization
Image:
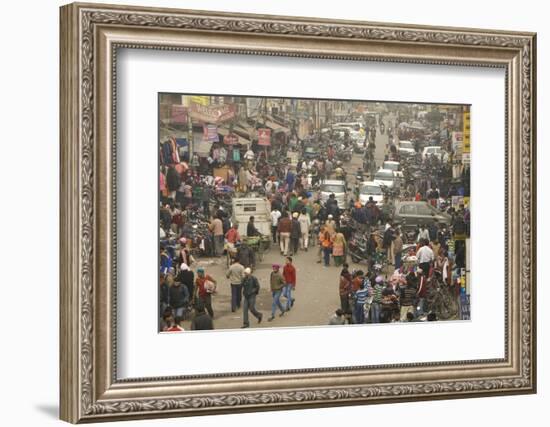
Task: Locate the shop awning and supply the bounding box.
[263,120,290,134]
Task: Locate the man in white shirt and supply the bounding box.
[270,207,282,244]
[417,224,430,243]
[298,210,311,251]
[416,239,435,276]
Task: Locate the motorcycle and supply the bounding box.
[348,232,370,264]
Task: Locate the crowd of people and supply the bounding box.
[159,105,470,331]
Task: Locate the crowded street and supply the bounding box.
[158,96,471,332]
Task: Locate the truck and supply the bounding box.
[231,197,272,238]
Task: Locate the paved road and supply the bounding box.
[181,243,344,331]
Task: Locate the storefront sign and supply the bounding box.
[462,111,471,154]
[203,124,219,142]
[190,102,236,124]
[171,105,188,124]
[257,128,271,146]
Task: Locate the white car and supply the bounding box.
[359,181,384,205]
[373,169,399,189]
[422,146,443,160]
[319,179,348,209]
[398,140,416,156]
[382,160,404,180]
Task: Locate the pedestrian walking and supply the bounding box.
[241,268,263,328]
[320,228,333,267]
[168,280,190,320]
[194,268,217,318]
[353,275,369,324]
[270,206,281,244]
[209,215,224,256]
[392,230,404,269]
[226,258,245,312]
[159,274,170,318]
[417,224,430,243]
[176,263,194,303]
[290,212,301,255]
[416,238,435,276]
[268,264,287,321]
[370,275,385,323]
[282,257,296,311]
[399,273,418,321]
[190,303,214,330]
[332,231,346,266]
[277,213,292,256]
[339,263,352,315]
[298,209,311,250]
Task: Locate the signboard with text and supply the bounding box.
[463,111,471,153]
[190,102,236,124]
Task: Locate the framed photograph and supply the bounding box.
[60,2,537,423]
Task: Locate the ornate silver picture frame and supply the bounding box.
[60,2,536,423]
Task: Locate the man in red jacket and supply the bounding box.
[282,256,297,311]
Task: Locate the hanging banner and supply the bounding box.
[257,128,271,146]
[223,133,239,145]
[171,105,188,124]
[203,124,219,142]
[190,102,236,124]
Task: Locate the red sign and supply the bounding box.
[189,102,236,124]
[258,128,271,146]
[171,105,188,124]
[223,133,239,145]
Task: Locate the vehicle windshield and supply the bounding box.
[427,147,440,153]
[360,185,382,195]
[374,171,394,179]
[305,147,317,153]
[383,162,399,171]
[321,184,346,193]
[400,141,414,149]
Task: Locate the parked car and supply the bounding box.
[358,181,384,205]
[319,179,348,209]
[392,201,451,231]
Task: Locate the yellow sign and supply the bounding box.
[190,96,209,106]
[463,111,471,154]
